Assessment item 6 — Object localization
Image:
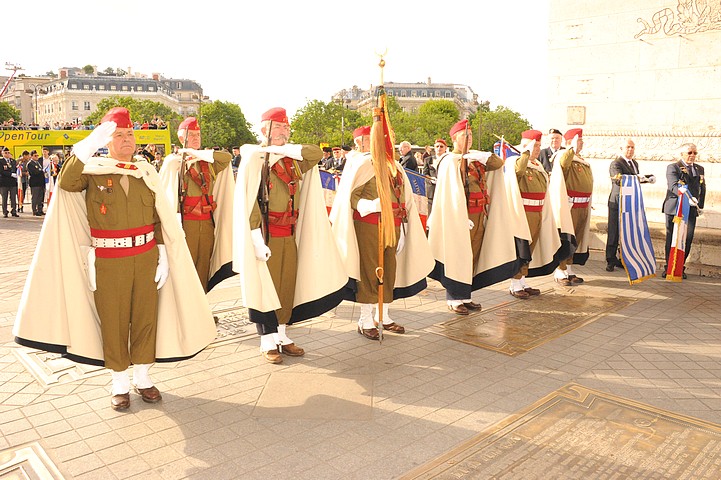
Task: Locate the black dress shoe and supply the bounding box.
[605,264,614,272]
[2,214,7,218]
[614,258,624,267]
[568,275,584,285]
[555,277,572,287]
[661,271,667,278]
[448,304,469,315]
[682,272,687,280]
[523,287,541,296]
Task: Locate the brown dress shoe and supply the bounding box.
[568,275,584,284]
[135,385,162,403]
[523,287,541,296]
[357,325,380,340]
[510,289,530,299]
[111,393,130,411]
[463,301,482,311]
[262,348,283,363]
[555,277,572,287]
[280,343,305,356]
[448,304,469,315]
[381,322,405,334]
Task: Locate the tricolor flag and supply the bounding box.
[319,169,340,215]
[403,168,429,231]
[619,175,655,284]
[493,139,518,160]
[666,188,692,282]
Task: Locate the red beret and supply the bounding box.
[332,146,341,151]
[261,107,288,124]
[434,138,447,147]
[353,126,371,138]
[449,119,469,138]
[522,129,543,142]
[178,117,200,131]
[101,107,133,128]
[564,128,583,140]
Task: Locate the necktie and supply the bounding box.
[628,161,636,174]
[690,165,697,177]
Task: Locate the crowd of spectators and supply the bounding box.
[1,116,168,131]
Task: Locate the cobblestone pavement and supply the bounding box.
[1,214,720,479]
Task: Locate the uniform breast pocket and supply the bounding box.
[141,192,157,225]
[89,193,116,225]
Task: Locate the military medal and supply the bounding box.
[107,179,113,187]
[100,203,107,215]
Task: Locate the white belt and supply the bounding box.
[522,198,544,206]
[568,196,591,204]
[91,232,154,248]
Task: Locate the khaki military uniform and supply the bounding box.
[559,148,593,268]
[181,151,231,291]
[514,152,548,278]
[351,174,404,304]
[249,146,321,325]
[59,155,163,371]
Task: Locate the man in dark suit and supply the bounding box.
[0,147,19,217]
[662,143,706,278]
[539,128,564,173]
[26,150,46,216]
[605,138,656,271]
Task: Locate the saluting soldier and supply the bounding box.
[233,107,347,363]
[550,128,592,286]
[159,117,235,292]
[14,107,217,411]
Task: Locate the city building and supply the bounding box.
[332,78,481,118]
[0,66,205,127]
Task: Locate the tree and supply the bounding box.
[102,67,115,76]
[0,102,21,124]
[410,100,460,146]
[82,65,94,75]
[471,105,532,151]
[45,71,57,78]
[196,101,256,149]
[290,99,362,147]
[87,96,183,141]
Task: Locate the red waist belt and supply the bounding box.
[91,225,156,258]
[183,195,215,221]
[467,192,489,214]
[267,210,298,237]
[353,202,406,227]
[521,191,545,212]
[567,189,591,209]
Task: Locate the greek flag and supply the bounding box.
[619,175,656,284]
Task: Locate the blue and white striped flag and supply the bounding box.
[619,175,656,284]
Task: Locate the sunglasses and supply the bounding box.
[687,151,698,155]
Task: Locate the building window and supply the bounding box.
[411,90,417,97]
[176,82,182,89]
[99,84,105,90]
[444,91,451,98]
[84,101,91,111]
[83,84,89,90]
[110,85,117,91]
[71,101,78,111]
[69,83,77,89]
[422,91,427,97]
[121,85,128,91]
[149,86,155,92]
[137,85,143,92]
[401,90,407,97]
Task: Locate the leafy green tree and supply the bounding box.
[0,102,21,124]
[82,65,94,75]
[196,101,256,149]
[471,105,532,151]
[87,96,183,142]
[45,71,57,78]
[290,99,362,147]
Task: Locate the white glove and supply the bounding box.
[637,175,648,184]
[356,198,381,217]
[86,247,97,291]
[164,153,182,164]
[522,139,536,154]
[468,219,475,230]
[570,134,579,153]
[260,144,303,160]
[690,196,699,207]
[72,121,116,163]
[250,228,271,261]
[647,175,656,184]
[155,244,169,289]
[396,227,406,254]
[11,173,17,178]
[463,151,492,165]
[178,148,214,163]
[678,185,688,195]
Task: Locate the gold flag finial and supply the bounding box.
[375,48,387,85]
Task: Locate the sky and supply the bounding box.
[5,0,549,134]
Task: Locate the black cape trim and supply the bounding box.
[573,251,590,265]
[15,337,207,367]
[471,258,518,290]
[249,286,346,327]
[429,261,471,299]
[207,262,237,292]
[340,277,428,302]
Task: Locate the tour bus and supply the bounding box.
[0,128,171,159]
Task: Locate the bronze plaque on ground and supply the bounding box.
[0,442,66,479]
[426,292,635,356]
[401,384,721,480]
[209,306,255,347]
